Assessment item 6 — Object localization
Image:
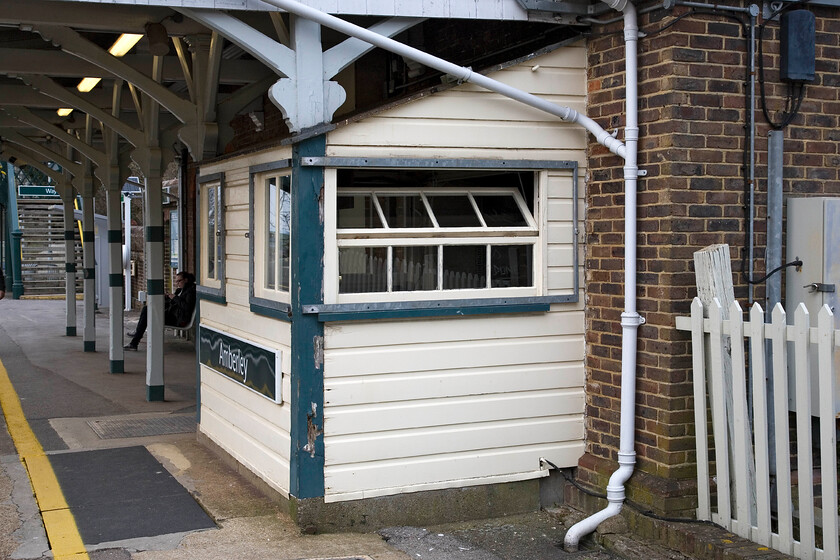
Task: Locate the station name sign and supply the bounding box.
[199,325,281,403]
[18,185,59,198]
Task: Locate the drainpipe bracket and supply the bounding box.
[637,169,647,176]
[620,311,644,327]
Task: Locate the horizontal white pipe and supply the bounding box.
[259,0,626,158]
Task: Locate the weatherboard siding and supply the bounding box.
[321,44,587,501]
[197,146,293,496]
[322,313,585,501]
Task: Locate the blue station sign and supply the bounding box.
[199,325,282,403]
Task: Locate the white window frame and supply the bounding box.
[325,169,544,304]
[197,173,225,300]
[252,168,292,305]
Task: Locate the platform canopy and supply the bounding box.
[0,0,597,165]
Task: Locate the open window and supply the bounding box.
[333,168,540,303]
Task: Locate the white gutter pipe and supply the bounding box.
[258,0,640,549]
[259,0,626,159]
[564,0,640,551]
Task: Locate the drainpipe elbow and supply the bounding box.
[563,501,623,552]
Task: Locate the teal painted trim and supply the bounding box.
[146,385,165,402]
[250,301,292,322]
[83,268,95,280]
[289,135,326,500]
[107,229,121,243]
[145,225,165,242]
[316,303,550,322]
[84,341,95,352]
[82,230,94,242]
[147,279,165,295]
[64,231,75,240]
[303,295,577,316]
[248,159,292,175]
[110,360,124,374]
[197,289,227,305]
[66,327,76,336]
[109,273,123,287]
[65,263,76,272]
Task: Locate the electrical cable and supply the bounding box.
[745,0,810,284]
[757,0,812,130]
[746,258,803,285]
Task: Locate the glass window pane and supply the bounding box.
[215,186,223,277]
[426,195,481,227]
[491,245,533,287]
[337,195,382,228]
[393,246,437,291]
[265,178,277,290]
[474,195,528,227]
[378,195,432,228]
[278,176,291,292]
[443,245,486,289]
[206,187,216,279]
[339,247,388,293]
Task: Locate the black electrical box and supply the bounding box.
[780,10,815,83]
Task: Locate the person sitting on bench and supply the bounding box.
[125,271,196,350]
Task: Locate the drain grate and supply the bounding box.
[88,415,196,439]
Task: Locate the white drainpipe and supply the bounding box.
[564,0,640,551]
[258,0,641,549]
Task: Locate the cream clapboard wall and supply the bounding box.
[322,43,587,501]
[197,147,294,497]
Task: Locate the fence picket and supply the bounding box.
[793,304,815,560]
[691,297,711,520]
[770,303,794,555]
[709,298,731,527]
[749,303,772,546]
[728,300,752,538]
[817,306,838,560]
[678,299,837,560]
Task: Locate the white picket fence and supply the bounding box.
[676,298,839,560]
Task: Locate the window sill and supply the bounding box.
[302,295,576,322]
[197,286,226,305]
[250,300,293,322]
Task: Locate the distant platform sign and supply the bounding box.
[18,185,59,198]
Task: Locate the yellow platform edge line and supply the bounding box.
[0,358,90,560]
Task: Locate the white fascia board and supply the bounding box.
[47,0,530,19]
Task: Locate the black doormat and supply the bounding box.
[48,446,216,544]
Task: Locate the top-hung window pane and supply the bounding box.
[474,194,528,227]
[338,194,383,228]
[378,195,433,228]
[426,195,481,227]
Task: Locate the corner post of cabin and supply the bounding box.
[60,183,77,336]
[289,135,327,505]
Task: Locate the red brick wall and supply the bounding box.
[581,3,840,515]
